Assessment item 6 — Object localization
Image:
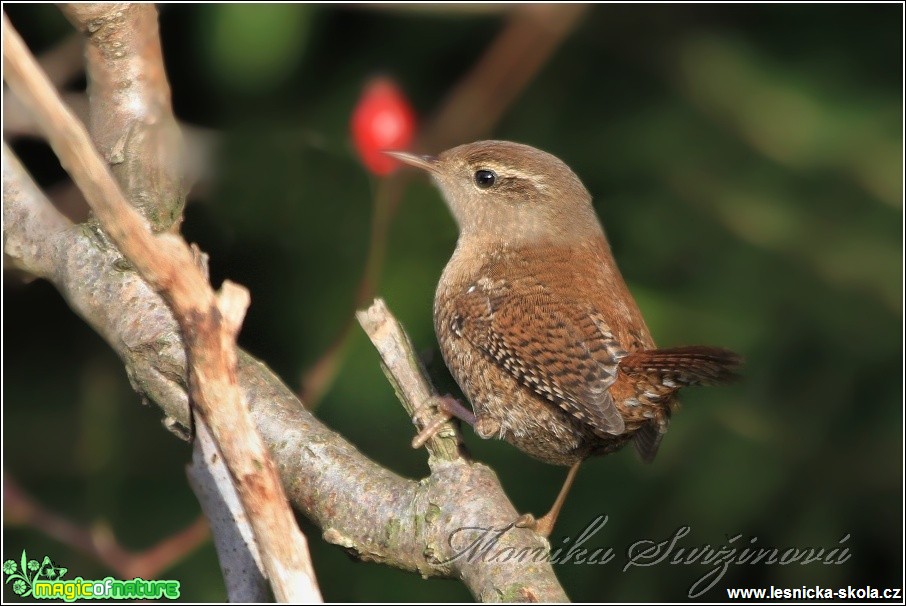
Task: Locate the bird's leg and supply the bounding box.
[516,460,583,537]
[411,394,476,449]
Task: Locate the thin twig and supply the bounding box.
[4,90,88,138]
[3,15,321,602]
[420,4,588,151]
[36,32,85,88]
[351,4,515,15]
[187,418,270,602]
[3,474,209,579]
[356,299,463,464]
[3,92,215,196]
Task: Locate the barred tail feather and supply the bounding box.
[619,346,743,387]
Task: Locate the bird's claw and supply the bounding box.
[514,512,555,537]
[411,408,453,449]
[411,395,472,449]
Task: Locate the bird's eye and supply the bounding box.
[474,169,497,189]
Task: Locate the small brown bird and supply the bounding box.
[387,141,741,536]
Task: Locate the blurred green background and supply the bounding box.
[4,4,901,602]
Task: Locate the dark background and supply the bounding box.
[4,4,902,602]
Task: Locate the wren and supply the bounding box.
[386,141,742,536]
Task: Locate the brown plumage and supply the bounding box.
[387,141,742,535]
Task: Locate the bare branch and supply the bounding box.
[420,4,589,151]
[4,93,214,195]
[187,419,271,602]
[59,3,184,232]
[4,474,209,579]
[350,4,515,16]
[1,144,72,278]
[4,90,88,138]
[2,140,192,425]
[36,32,85,87]
[356,299,463,464]
[2,15,321,602]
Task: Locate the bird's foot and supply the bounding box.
[411,395,475,449]
[514,461,583,537]
[514,512,555,537]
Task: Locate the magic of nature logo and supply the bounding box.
[3,550,180,602]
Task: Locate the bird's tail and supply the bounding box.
[618,345,743,387]
[620,346,742,464]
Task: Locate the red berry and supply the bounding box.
[351,78,417,176]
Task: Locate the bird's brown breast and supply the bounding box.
[434,235,659,465]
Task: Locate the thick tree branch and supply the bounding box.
[59,3,184,233]
[3,15,321,602]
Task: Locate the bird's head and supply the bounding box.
[386,140,603,246]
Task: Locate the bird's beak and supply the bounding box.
[383,150,439,174]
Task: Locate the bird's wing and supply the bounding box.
[452,279,627,437]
